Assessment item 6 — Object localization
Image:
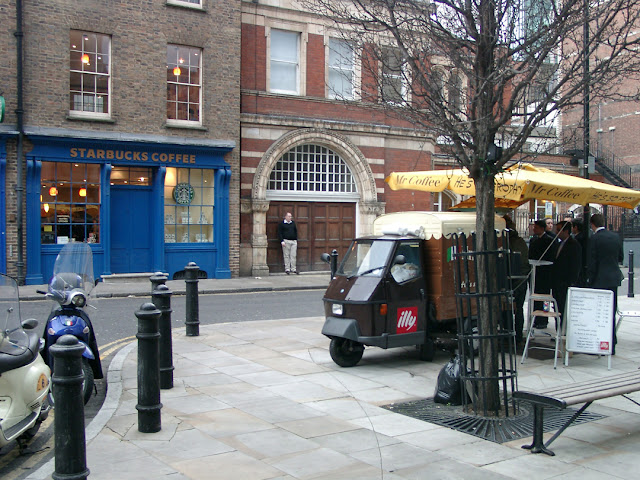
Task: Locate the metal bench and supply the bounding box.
[513,370,640,456]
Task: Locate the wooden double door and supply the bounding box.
[267,201,356,273]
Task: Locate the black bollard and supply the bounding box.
[184,262,200,336]
[135,302,162,433]
[330,249,338,278]
[152,284,174,389]
[51,335,89,480]
[629,250,635,298]
[150,271,168,294]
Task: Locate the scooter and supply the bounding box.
[0,273,51,449]
[39,242,103,405]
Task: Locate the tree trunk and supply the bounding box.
[473,173,501,414]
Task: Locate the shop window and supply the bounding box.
[268,144,357,194]
[167,45,202,124]
[270,29,300,94]
[164,168,214,243]
[328,38,354,100]
[69,31,111,117]
[41,162,101,244]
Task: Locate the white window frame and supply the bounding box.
[268,29,301,95]
[166,0,204,10]
[327,38,355,100]
[381,47,408,105]
[166,44,203,126]
[69,31,111,119]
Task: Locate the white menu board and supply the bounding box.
[565,287,614,356]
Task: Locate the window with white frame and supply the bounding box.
[268,144,356,193]
[448,73,463,114]
[69,31,111,116]
[167,0,202,8]
[381,48,407,104]
[328,38,354,100]
[167,45,202,123]
[270,29,300,94]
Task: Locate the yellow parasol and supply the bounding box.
[385,163,640,209]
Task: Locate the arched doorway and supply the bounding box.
[249,129,383,276]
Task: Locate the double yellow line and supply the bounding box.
[99,336,136,360]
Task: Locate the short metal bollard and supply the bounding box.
[150,271,168,294]
[152,284,174,389]
[185,262,200,336]
[330,249,338,278]
[135,302,162,433]
[51,335,89,480]
[629,250,635,298]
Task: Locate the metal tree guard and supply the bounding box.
[452,230,518,417]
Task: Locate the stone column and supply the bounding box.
[251,200,271,277]
[359,201,386,236]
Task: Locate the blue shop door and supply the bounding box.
[110,187,152,273]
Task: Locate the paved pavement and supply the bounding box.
[21,272,640,480]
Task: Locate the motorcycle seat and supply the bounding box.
[0,331,40,374]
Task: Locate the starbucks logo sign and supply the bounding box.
[173,183,195,205]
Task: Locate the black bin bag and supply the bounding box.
[434,355,464,405]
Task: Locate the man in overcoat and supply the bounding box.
[587,213,624,354]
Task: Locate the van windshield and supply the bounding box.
[337,240,394,278]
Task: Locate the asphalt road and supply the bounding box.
[1,289,326,479]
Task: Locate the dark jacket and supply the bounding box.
[588,228,623,288]
[277,220,298,242]
[552,235,582,290]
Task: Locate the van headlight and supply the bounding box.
[332,303,343,316]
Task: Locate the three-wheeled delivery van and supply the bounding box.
[321,211,506,367]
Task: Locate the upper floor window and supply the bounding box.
[69,31,111,117]
[167,0,203,8]
[448,73,463,114]
[381,47,407,105]
[328,38,354,100]
[270,29,300,95]
[167,45,202,124]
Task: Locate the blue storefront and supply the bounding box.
[25,132,233,285]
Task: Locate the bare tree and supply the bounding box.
[305,0,640,412]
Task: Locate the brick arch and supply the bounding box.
[252,128,378,203]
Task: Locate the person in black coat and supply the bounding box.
[587,213,624,354]
[552,221,582,332]
[277,212,298,274]
[529,219,557,328]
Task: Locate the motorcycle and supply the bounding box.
[0,273,51,449]
[39,242,103,405]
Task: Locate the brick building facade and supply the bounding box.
[0,0,241,283]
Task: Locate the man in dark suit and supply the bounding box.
[552,221,582,332]
[529,219,557,328]
[587,213,624,354]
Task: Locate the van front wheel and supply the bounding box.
[329,338,364,367]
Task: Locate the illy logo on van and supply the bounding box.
[397,307,418,334]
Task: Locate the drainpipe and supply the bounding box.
[15,0,25,284]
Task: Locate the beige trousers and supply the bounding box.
[282,239,297,272]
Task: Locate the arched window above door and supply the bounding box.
[268,144,357,196]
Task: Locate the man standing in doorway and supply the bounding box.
[278,212,298,274]
[587,213,623,354]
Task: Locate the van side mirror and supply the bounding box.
[320,253,331,264]
[392,254,406,266]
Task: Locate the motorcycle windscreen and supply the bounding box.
[51,242,94,294]
[0,273,29,354]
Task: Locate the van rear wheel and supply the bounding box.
[329,338,364,367]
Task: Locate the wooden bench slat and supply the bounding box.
[514,371,640,407]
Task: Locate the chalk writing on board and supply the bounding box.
[565,287,613,355]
